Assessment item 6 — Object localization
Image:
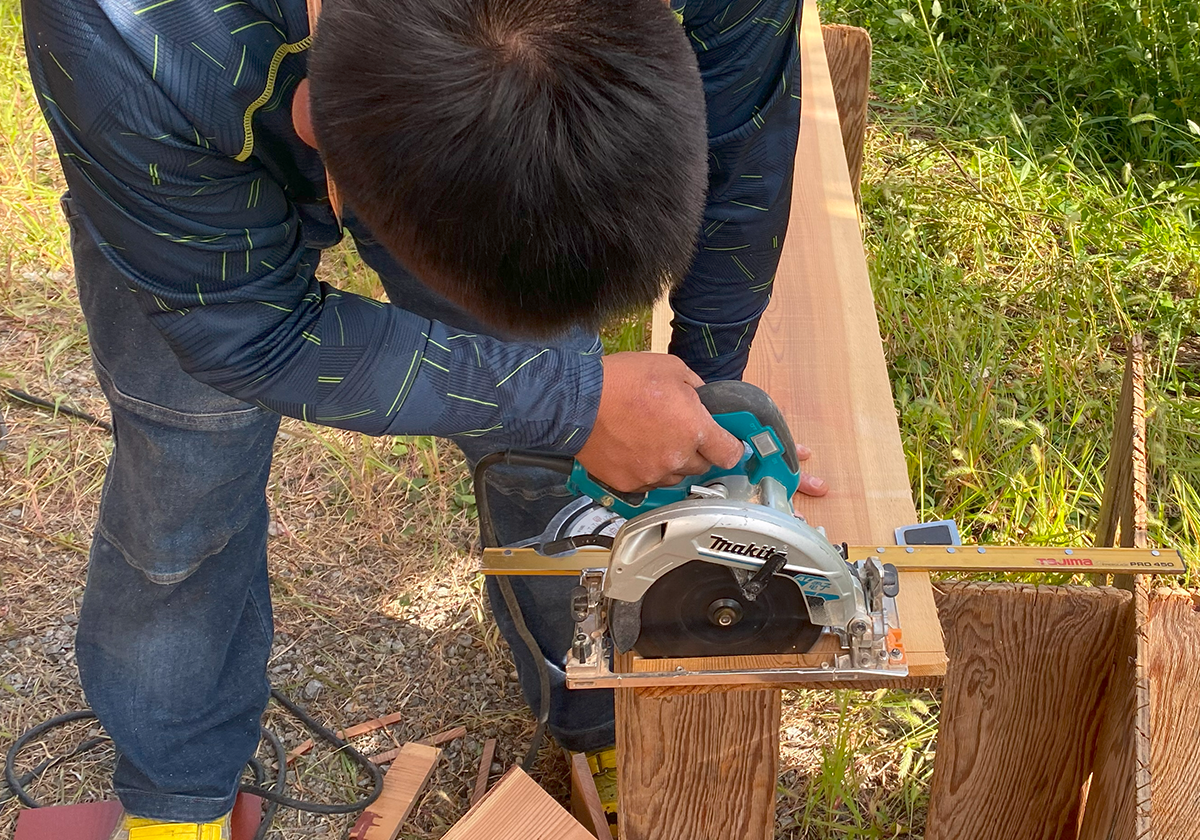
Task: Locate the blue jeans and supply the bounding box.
[66,197,614,822]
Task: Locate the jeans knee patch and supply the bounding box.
[96,392,278,583]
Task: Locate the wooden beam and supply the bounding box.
[619,2,944,838]
[926,582,1132,840]
[350,743,440,840]
[442,767,595,840]
[821,24,872,204]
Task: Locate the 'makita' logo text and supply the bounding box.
[709,535,788,562]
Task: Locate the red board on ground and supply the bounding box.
[14,793,263,840]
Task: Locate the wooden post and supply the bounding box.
[1143,588,1200,837]
[620,2,945,838]
[821,25,872,205]
[928,583,1134,840]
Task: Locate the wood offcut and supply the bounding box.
[349,742,440,840]
[568,751,611,839]
[441,767,595,840]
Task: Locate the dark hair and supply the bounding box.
[309,0,707,335]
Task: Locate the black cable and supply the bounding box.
[3,687,384,836]
[4,709,98,808]
[496,576,552,773]
[2,388,112,432]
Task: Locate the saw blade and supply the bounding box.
[632,560,821,658]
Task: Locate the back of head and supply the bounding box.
[310,0,707,336]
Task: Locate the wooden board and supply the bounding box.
[1077,336,1149,840]
[442,767,595,840]
[1076,585,1139,840]
[14,795,262,840]
[350,743,440,840]
[621,2,941,838]
[739,0,942,676]
[1146,589,1200,838]
[926,582,1133,840]
[568,751,610,839]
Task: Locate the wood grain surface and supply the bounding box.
[350,743,440,840]
[568,751,610,839]
[1076,589,1138,840]
[1146,589,1200,839]
[926,582,1133,840]
[442,767,595,840]
[617,688,782,840]
[820,25,872,204]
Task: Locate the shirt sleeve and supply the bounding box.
[668,0,802,382]
[25,15,602,452]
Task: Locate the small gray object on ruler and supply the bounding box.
[895,520,961,546]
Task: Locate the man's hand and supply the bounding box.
[793,443,828,498]
[576,352,744,492]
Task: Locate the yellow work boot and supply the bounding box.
[110,812,232,840]
[586,747,619,838]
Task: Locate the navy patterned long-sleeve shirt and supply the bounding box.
[22,0,801,452]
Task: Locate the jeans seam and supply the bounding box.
[92,353,267,431]
[95,523,203,585]
[245,579,273,651]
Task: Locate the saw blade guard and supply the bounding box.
[604,498,864,631]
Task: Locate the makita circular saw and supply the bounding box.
[476,380,907,687]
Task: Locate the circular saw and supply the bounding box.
[477,380,906,683]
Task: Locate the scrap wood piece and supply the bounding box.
[567,751,609,840]
[470,738,498,807]
[1146,588,1200,838]
[442,767,594,840]
[926,582,1133,840]
[287,711,406,762]
[349,742,440,840]
[420,725,468,747]
[371,725,467,764]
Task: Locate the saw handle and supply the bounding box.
[568,380,801,518]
